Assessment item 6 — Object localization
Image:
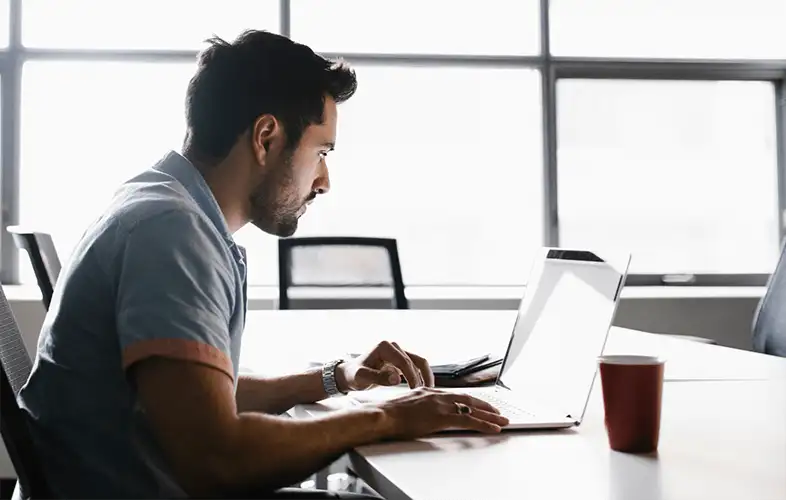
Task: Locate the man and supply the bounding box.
[16,30,507,499]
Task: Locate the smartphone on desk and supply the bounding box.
[432,354,502,380]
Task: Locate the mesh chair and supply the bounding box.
[0,285,51,499]
[278,237,408,310]
[6,227,61,311]
[278,237,405,494]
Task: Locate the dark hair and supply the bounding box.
[184,30,357,165]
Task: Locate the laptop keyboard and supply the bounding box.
[473,390,536,419]
[346,387,541,421]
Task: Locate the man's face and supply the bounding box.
[249,97,337,236]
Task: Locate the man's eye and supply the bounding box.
[318,151,328,159]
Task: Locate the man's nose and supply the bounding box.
[314,160,331,194]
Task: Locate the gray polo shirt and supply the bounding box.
[16,151,248,498]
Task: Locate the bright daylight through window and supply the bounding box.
[558,80,779,275]
[6,0,786,288]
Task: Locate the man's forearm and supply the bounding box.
[218,405,390,495]
[236,367,334,414]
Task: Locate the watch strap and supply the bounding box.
[322,359,346,397]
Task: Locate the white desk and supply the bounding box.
[350,381,786,500]
[240,310,786,382]
[240,310,786,500]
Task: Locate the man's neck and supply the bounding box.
[182,148,248,233]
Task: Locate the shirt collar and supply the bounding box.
[153,151,246,267]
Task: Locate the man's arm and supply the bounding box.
[237,342,436,414]
[133,356,508,497]
[115,211,505,496]
[235,369,329,414]
[133,358,390,497]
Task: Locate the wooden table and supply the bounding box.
[240,310,786,500]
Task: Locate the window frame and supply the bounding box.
[1,0,784,287]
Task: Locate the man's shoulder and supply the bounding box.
[83,169,229,268]
[108,168,203,230]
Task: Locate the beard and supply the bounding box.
[248,151,311,237]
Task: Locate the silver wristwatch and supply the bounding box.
[322,359,346,397]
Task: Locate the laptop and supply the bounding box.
[290,247,631,432]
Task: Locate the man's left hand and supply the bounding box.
[336,341,435,392]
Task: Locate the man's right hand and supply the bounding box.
[374,387,510,440]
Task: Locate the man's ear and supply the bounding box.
[251,114,281,165]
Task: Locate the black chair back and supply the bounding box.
[278,236,408,310]
[6,227,61,310]
[0,285,51,499]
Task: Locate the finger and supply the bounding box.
[380,364,404,384]
[355,365,402,386]
[463,408,510,427]
[377,342,421,389]
[398,347,435,388]
[449,394,502,415]
[392,342,424,387]
[448,414,503,434]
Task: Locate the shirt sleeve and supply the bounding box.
[115,209,236,381]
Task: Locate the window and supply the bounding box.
[299,65,543,285]
[19,61,195,283]
[6,2,786,288]
[557,79,779,274]
[19,63,544,286]
[19,63,543,287]
[291,0,539,56]
[236,66,544,285]
[22,0,279,50]
[550,0,786,59]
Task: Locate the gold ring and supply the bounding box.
[455,402,472,415]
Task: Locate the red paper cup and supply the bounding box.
[598,355,665,453]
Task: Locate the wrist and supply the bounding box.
[361,403,397,440]
[369,401,400,440]
[335,362,350,393]
[321,359,348,397]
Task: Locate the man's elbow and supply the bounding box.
[168,444,245,497]
[167,423,288,497]
[131,358,257,496]
[153,416,256,498]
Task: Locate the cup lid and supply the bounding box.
[598,355,665,365]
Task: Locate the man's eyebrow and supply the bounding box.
[321,142,335,150]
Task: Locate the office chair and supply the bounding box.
[278,236,408,310]
[278,236,406,494]
[6,227,61,311]
[752,240,786,357]
[0,285,52,500]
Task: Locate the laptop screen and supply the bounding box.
[496,248,630,422]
